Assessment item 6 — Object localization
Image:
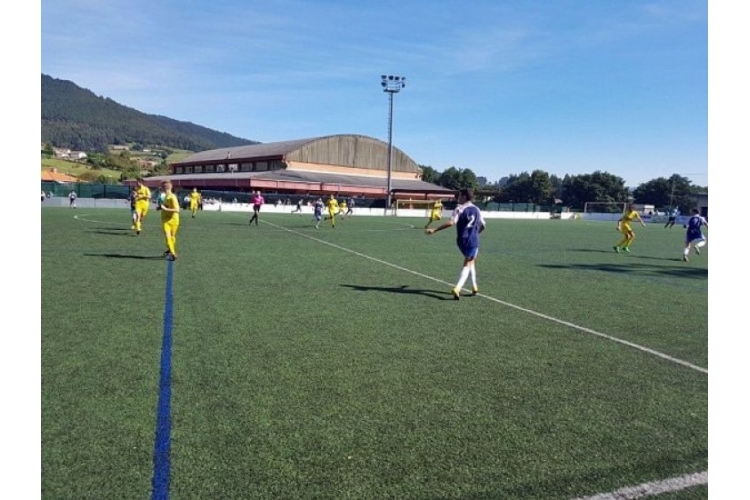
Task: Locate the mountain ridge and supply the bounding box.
[41,74,260,153]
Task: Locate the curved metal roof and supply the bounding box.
[172,134,418,174]
[174,137,322,164]
[142,170,454,193]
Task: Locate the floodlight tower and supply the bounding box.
[381,75,406,214]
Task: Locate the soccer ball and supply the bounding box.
[158,193,167,204]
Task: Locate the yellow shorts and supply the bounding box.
[136,201,150,218]
[162,218,180,236]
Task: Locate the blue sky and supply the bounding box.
[40,0,709,187]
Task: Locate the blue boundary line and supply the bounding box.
[152,260,174,500]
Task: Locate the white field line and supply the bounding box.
[573,471,707,500]
[264,220,708,375]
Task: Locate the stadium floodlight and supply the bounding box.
[380,74,406,214]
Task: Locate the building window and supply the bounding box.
[185,166,194,174]
[217,164,226,173]
[175,167,184,174]
[228,163,238,173]
[205,164,215,173]
[194,166,203,173]
[270,160,284,170]
[256,161,268,171]
[240,162,253,172]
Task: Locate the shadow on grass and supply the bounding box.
[541,262,708,278]
[572,248,682,262]
[341,283,453,300]
[84,229,135,236]
[84,252,166,260]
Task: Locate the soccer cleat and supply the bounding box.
[622,247,630,253]
[471,287,478,296]
[451,287,460,300]
[683,255,689,262]
[613,246,620,253]
[167,253,178,261]
[694,246,701,255]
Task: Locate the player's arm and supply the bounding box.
[425,219,454,235]
[636,213,646,227]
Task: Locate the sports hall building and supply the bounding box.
[128,134,453,202]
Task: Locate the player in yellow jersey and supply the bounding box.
[424,199,444,229]
[134,178,152,235]
[339,199,348,219]
[189,188,201,218]
[326,194,339,228]
[158,181,180,261]
[614,204,646,253]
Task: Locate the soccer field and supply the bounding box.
[41,207,708,499]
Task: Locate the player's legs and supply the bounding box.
[135,204,147,232]
[615,225,631,250]
[452,246,479,299]
[469,261,478,295]
[683,239,692,261]
[190,202,197,218]
[329,211,336,227]
[623,230,635,250]
[163,220,178,259]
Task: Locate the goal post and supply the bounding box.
[394,199,439,217]
[583,201,627,214]
[582,201,627,221]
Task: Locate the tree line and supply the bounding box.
[419,165,706,212]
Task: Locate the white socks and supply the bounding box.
[456,263,477,290]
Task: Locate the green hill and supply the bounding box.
[41,74,260,153]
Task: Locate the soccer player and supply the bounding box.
[158,181,180,261]
[664,207,679,228]
[128,188,138,229]
[424,199,444,229]
[68,190,77,208]
[249,190,265,226]
[326,194,340,228]
[345,197,354,216]
[425,188,486,300]
[339,198,348,219]
[313,198,324,229]
[134,178,151,235]
[189,188,201,218]
[614,204,646,253]
[292,199,303,214]
[682,208,708,262]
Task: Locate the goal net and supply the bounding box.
[394,199,441,217]
[583,201,627,214]
[582,201,627,221]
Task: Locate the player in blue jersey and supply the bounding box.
[682,208,708,262]
[425,188,487,300]
[313,198,324,229]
